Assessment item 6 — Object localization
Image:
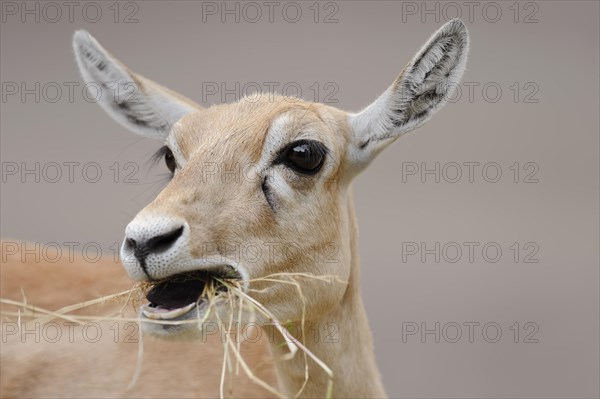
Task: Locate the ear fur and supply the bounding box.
[73,30,201,138]
[349,19,469,170]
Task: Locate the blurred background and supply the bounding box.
[1,1,598,397]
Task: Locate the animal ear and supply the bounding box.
[72,30,201,139]
[348,19,469,170]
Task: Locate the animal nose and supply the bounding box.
[121,216,188,280]
[125,225,184,262]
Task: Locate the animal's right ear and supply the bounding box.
[72,30,201,139]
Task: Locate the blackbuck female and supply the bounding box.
[73,18,468,398]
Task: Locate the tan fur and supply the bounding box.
[1,96,387,398]
[1,20,470,398]
[113,93,387,397]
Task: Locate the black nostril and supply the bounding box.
[126,225,184,265]
[146,225,185,254]
[125,237,137,251]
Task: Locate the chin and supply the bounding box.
[140,304,207,341]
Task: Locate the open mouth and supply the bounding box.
[141,266,241,321]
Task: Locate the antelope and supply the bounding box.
[1,19,468,398]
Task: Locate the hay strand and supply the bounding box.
[1,271,344,399]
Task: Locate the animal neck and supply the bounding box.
[266,189,387,398]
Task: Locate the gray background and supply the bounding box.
[1,1,598,397]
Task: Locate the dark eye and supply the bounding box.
[280,140,326,175]
[164,147,177,173]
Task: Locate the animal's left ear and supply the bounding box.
[348,19,469,170]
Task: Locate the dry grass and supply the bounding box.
[0,272,345,399]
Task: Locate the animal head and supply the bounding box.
[73,19,468,336]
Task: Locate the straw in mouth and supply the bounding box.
[141,268,236,320]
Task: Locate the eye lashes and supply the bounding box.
[150,145,170,167]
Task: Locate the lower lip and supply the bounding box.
[141,302,196,320]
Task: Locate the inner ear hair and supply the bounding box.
[389,20,468,132]
[352,19,469,151]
